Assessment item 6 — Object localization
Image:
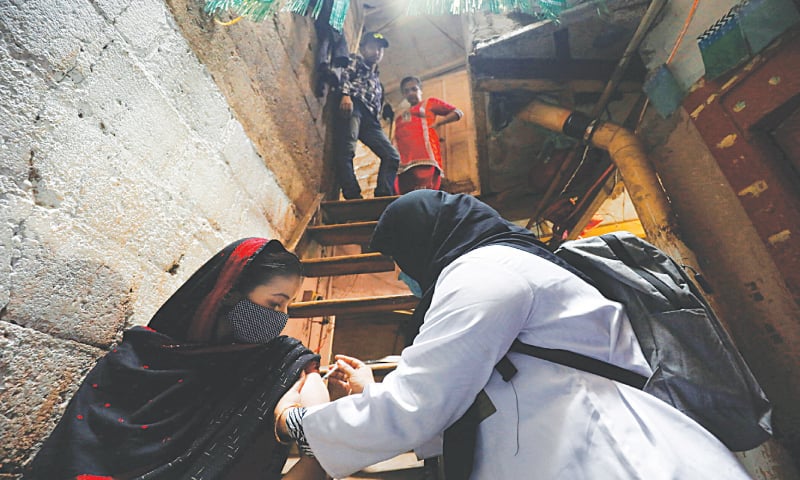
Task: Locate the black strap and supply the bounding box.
[506,339,648,389]
[601,234,681,307]
[494,355,518,382]
[446,342,648,480]
[442,400,479,480]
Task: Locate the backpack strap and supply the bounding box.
[494,354,518,381]
[500,339,648,389]
[450,342,648,480]
[601,234,681,307]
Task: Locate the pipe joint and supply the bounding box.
[562,111,593,140]
[583,119,600,144]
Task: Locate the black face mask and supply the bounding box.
[226,299,288,344]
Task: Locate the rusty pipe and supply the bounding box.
[520,99,693,264]
[592,123,674,234]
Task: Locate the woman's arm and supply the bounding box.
[299,256,535,478]
[276,372,330,480]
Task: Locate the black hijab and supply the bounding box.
[27,238,318,480]
[369,191,589,343]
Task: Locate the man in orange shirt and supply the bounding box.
[393,76,463,194]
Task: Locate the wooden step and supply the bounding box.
[289,294,418,318]
[306,221,378,246]
[302,253,395,277]
[321,196,400,224]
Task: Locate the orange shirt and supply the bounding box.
[394,97,459,174]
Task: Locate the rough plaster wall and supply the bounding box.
[0,0,320,474]
[164,0,364,206]
[467,11,532,48]
[486,117,545,192]
[168,0,323,208]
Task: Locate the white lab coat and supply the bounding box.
[303,245,751,479]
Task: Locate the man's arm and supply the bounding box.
[340,95,353,115]
[428,98,463,129]
[338,56,356,96]
[432,110,463,129]
[338,57,356,114]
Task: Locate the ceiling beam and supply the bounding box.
[472,0,642,55]
[468,56,647,83]
[473,78,642,93]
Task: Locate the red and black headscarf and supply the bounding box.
[27,238,318,480]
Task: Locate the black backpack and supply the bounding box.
[442,232,773,480]
[532,231,772,451]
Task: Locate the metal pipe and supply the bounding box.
[590,0,668,118]
[519,99,693,264]
[524,0,668,229]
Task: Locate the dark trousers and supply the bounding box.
[333,99,400,199]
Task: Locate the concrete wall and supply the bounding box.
[0,0,343,475]
[639,108,800,479]
[165,0,365,207]
[639,0,741,90]
[638,4,800,477]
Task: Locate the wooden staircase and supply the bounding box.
[285,195,429,480]
[289,195,417,322]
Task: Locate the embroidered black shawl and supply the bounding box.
[27,238,318,480]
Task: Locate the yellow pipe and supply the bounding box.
[519,100,692,263]
[591,123,675,238]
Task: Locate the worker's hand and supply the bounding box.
[326,367,351,401]
[327,354,374,396]
[340,95,353,115]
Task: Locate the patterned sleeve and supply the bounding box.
[339,56,356,96]
[285,406,315,457]
[428,97,463,117]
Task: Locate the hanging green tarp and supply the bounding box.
[204,0,570,31]
[204,0,348,28]
[402,0,567,19]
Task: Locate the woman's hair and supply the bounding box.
[236,249,303,295]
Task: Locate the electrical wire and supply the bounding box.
[214,15,244,26]
[635,0,701,131]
